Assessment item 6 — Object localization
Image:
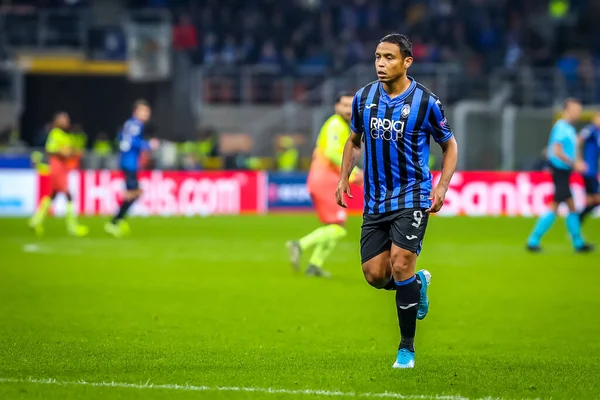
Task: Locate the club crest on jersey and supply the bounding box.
[401,104,411,118]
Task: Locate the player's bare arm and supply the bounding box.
[336,131,362,208]
[427,136,458,213]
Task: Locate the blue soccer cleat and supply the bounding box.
[392,348,415,369]
[416,269,431,320]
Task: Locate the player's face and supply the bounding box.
[565,102,582,122]
[56,114,70,129]
[375,42,413,83]
[135,105,151,123]
[335,96,353,122]
[593,112,600,127]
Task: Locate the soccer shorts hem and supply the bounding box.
[550,166,572,203]
[123,169,139,191]
[583,176,600,195]
[50,173,68,193]
[310,192,347,225]
[360,208,429,264]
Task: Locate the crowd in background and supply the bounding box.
[163,0,597,77]
[0,0,597,76]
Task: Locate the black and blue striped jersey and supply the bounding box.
[351,78,454,214]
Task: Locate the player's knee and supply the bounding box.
[362,262,389,288]
[330,224,347,239]
[390,249,416,275]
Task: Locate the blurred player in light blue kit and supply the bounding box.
[526,98,593,253]
[105,100,158,237]
[577,111,600,224]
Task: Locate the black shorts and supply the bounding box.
[583,176,600,195]
[360,208,429,264]
[551,166,572,203]
[123,169,139,191]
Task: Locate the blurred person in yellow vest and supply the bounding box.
[286,92,363,277]
[277,136,299,172]
[31,122,52,174]
[197,126,219,158]
[178,139,198,170]
[29,112,88,237]
[69,124,88,170]
[178,127,221,170]
[93,132,113,169]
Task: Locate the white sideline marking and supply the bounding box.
[0,377,543,400]
[22,244,82,256]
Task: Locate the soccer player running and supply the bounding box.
[336,34,458,369]
[105,100,157,238]
[29,112,88,237]
[526,98,593,252]
[578,111,600,224]
[286,92,364,277]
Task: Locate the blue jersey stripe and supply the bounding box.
[402,88,423,208]
[364,83,379,214]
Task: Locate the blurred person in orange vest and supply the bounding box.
[286,92,363,277]
[29,112,88,237]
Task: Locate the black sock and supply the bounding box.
[395,275,421,352]
[580,204,598,223]
[65,192,72,202]
[50,190,57,200]
[112,199,135,224]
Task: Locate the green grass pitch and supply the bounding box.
[0,214,599,400]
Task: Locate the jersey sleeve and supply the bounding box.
[119,121,146,152]
[45,129,70,154]
[552,123,570,146]
[321,119,346,166]
[350,92,363,135]
[427,98,453,144]
[579,125,593,141]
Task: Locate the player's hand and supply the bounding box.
[149,138,160,151]
[336,179,352,208]
[574,159,587,173]
[426,185,447,213]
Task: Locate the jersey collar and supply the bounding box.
[378,76,416,105]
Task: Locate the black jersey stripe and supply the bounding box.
[381,101,395,213]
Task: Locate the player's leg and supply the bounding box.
[527,167,565,251]
[305,223,347,277]
[63,190,88,236]
[106,171,140,237]
[580,178,600,224]
[388,209,431,369]
[287,223,347,274]
[360,214,393,289]
[565,197,593,252]
[526,202,558,251]
[287,193,347,274]
[29,189,57,235]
